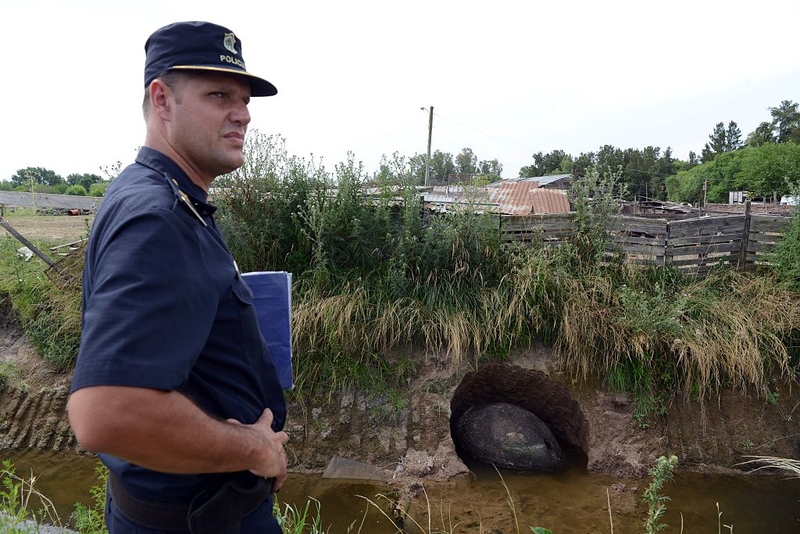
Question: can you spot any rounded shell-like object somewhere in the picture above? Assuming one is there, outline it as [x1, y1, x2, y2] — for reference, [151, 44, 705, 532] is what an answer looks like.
[455, 402, 564, 471]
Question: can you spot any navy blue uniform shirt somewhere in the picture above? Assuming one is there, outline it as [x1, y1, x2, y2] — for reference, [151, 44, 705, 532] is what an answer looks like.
[71, 146, 286, 503]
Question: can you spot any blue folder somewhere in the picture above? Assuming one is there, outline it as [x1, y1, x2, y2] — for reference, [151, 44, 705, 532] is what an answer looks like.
[241, 271, 294, 390]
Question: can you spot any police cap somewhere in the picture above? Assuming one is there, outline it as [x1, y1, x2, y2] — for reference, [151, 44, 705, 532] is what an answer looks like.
[144, 21, 277, 97]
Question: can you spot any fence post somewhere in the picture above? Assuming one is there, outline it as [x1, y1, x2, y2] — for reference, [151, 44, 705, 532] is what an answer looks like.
[737, 200, 752, 270]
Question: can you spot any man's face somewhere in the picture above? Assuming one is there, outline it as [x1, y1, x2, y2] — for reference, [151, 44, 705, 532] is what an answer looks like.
[165, 72, 252, 181]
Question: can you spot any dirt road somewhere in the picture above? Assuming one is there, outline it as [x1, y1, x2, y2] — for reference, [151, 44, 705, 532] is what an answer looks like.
[1, 212, 93, 244]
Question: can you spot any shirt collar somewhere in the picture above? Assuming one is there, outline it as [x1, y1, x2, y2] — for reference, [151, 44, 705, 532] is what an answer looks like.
[135, 146, 217, 215]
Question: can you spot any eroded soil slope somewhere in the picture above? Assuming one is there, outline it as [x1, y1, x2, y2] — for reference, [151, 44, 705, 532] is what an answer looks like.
[1, 302, 799, 482]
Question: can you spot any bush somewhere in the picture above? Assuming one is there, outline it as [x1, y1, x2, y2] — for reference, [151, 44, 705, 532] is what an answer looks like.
[66, 185, 88, 196]
[89, 182, 108, 197]
[771, 203, 800, 291]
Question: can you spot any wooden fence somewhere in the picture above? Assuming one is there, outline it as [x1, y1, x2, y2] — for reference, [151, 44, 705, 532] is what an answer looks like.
[500, 206, 792, 276]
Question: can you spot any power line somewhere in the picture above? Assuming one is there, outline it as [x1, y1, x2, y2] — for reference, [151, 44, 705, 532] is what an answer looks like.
[347, 117, 426, 154]
[433, 112, 538, 152]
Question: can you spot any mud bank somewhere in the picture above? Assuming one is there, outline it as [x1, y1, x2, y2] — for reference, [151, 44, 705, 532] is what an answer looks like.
[2, 308, 799, 483]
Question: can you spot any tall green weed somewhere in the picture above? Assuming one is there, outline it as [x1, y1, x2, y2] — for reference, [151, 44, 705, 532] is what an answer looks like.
[0, 236, 82, 369]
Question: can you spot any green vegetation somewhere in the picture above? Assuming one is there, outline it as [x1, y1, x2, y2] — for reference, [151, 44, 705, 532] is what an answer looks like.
[71, 463, 109, 534]
[642, 455, 678, 533]
[666, 142, 800, 204]
[2, 131, 800, 423]
[216, 132, 800, 418]
[771, 189, 800, 291]
[274, 497, 329, 534]
[0, 167, 106, 196]
[0, 459, 62, 532]
[0, 231, 83, 370]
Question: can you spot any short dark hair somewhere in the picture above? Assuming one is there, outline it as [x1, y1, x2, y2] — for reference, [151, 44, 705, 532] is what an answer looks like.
[142, 70, 202, 116]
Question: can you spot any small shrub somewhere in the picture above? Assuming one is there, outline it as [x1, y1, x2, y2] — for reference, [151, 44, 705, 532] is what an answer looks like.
[0, 459, 62, 531]
[642, 455, 678, 534]
[771, 201, 800, 290]
[71, 462, 109, 534]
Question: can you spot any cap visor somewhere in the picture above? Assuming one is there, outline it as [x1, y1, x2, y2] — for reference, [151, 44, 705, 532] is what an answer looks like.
[169, 65, 277, 96]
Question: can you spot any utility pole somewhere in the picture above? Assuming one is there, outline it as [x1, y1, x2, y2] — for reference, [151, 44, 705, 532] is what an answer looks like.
[424, 106, 433, 187]
[702, 179, 707, 216]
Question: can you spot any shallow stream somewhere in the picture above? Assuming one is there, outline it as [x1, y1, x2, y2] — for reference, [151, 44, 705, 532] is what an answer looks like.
[5, 448, 798, 533]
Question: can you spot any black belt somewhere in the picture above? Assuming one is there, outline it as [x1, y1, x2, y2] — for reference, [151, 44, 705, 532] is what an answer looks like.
[109, 473, 273, 533]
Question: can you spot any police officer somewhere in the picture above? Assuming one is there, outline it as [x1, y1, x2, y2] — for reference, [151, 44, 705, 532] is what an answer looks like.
[68, 21, 288, 533]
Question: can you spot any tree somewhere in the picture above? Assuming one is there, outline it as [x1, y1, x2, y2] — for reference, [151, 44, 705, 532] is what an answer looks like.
[477, 159, 503, 182]
[67, 173, 103, 192]
[740, 142, 800, 198]
[429, 150, 455, 184]
[702, 122, 727, 162]
[701, 121, 743, 162]
[625, 146, 665, 200]
[455, 148, 478, 176]
[769, 100, 800, 144]
[746, 121, 775, 147]
[595, 145, 625, 174]
[666, 143, 800, 204]
[573, 152, 596, 177]
[520, 149, 569, 177]
[725, 121, 743, 151]
[10, 167, 64, 188]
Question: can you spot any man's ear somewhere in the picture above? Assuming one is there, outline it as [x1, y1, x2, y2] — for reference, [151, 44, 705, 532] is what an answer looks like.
[149, 79, 173, 119]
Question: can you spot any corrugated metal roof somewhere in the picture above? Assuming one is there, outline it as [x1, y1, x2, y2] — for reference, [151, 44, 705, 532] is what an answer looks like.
[530, 188, 571, 214]
[503, 173, 571, 186]
[487, 181, 536, 215]
[421, 182, 570, 215]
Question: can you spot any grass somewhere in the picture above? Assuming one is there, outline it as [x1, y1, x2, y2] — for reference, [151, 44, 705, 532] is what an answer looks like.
[275, 496, 329, 534]
[557, 265, 800, 424]
[0, 235, 83, 370]
[737, 455, 800, 477]
[71, 463, 109, 534]
[0, 459, 63, 532]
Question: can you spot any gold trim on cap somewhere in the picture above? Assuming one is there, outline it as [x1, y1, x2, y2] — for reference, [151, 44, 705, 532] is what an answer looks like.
[170, 65, 251, 76]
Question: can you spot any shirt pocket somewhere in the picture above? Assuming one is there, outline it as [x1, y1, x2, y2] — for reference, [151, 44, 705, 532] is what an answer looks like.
[229, 277, 267, 364]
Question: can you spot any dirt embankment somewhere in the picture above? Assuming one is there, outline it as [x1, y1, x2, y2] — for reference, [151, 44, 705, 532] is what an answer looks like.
[2, 292, 798, 485]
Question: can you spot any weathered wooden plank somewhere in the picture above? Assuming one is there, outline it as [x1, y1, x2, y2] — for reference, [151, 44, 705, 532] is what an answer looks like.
[502, 221, 574, 233]
[668, 244, 739, 257]
[669, 257, 736, 269]
[753, 227, 790, 235]
[611, 235, 667, 246]
[750, 215, 791, 225]
[668, 216, 746, 237]
[619, 246, 665, 258]
[747, 235, 782, 246]
[617, 220, 668, 233]
[747, 241, 781, 253]
[502, 228, 572, 235]
[501, 233, 570, 243]
[668, 234, 741, 246]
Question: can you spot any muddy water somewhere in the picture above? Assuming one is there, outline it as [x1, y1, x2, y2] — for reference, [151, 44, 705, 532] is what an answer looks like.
[4, 449, 799, 532]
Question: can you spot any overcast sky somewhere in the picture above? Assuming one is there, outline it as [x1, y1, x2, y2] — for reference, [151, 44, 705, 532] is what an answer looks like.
[4, 0, 799, 182]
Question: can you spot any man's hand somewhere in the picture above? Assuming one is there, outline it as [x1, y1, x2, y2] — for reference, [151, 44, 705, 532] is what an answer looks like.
[227, 408, 289, 490]
[68, 386, 288, 480]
